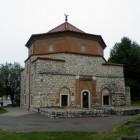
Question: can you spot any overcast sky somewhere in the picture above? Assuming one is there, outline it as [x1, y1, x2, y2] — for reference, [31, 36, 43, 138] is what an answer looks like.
[0, 0, 140, 66]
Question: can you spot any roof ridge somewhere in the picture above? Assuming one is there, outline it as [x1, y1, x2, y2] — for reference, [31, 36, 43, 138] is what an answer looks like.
[47, 22, 66, 33]
[48, 22, 84, 33]
[65, 22, 85, 33]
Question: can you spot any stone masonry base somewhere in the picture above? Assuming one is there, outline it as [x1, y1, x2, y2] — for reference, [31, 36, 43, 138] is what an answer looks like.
[38, 106, 140, 118]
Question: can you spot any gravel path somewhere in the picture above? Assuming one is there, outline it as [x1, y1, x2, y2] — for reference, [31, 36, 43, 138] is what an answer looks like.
[0, 107, 32, 116]
[0, 107, 134, 133]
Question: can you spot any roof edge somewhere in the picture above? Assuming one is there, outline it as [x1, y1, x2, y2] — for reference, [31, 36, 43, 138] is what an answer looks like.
[25, 30, 107, 49]
[24, 52, 104, 62]
[32, 57, 65, 63]
[102, 62, 123, 67]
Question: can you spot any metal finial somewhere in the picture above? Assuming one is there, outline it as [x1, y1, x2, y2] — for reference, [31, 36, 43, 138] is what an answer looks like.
[64, 14, 68, 22]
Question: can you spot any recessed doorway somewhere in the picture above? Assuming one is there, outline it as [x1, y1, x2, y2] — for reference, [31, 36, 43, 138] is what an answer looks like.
[82, 91, 89, 108]
[61, 95, 68, 107]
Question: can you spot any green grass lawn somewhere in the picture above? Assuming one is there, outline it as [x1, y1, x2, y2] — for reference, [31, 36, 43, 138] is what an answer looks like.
[0, 120, 136, 140]
[131, 100, 140, 106]
[0, 107, 7, 114]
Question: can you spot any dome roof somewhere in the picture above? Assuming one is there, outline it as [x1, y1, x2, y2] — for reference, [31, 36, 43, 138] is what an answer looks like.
[25, 21, 106, 50]
[48, 22, 85, 33]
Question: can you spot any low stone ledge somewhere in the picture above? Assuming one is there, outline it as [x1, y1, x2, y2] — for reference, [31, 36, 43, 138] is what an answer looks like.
[38, 106, 140, 118]
[38, 108, 109, 118]
[110, 108, 140, 116]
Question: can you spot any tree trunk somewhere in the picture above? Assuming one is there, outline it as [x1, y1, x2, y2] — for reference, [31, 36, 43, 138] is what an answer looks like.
[10, 93, 14, 106]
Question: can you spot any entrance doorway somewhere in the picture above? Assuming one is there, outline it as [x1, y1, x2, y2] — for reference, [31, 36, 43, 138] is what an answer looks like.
[61, 95, 68, 107]
[82, 91, 89, 108]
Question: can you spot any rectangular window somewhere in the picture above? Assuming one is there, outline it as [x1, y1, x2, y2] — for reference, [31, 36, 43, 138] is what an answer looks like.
[30, 95, 33, 105]
[103, 95, 109, 105]
[24, 95, 26, 105]
[61, 95, 68, 107]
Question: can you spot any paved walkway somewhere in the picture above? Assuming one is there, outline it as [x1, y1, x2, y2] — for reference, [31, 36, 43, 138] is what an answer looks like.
[0, 107, 134, 133]
[0, 107, 32, 116]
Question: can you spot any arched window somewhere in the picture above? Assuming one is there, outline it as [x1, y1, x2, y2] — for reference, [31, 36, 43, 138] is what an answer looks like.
[59, 87, 70, 107]
[101, 88, 111, 106]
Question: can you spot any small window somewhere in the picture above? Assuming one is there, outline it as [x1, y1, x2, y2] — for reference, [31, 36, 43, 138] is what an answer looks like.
[80, 45, 86, 52]
[30, 95, 33, 105]
[24, 95, 26, 105]
[48, 44, 54, 52]
[102, 88, 110, 106]
[103, 95, 109, 105]
[61, 95, 68, 107]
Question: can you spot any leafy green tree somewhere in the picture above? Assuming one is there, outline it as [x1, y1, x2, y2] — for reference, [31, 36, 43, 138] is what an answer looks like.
[0, 83, 5, 97]
[0, 83, 5, 106]
[108, 37, 140, 100]
[0, 62, 23, 105]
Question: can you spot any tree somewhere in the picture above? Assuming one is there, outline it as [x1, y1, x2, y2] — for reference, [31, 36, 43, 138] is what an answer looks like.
[108, 37, 140, 100]
[0, 83, 5, 106]
[0, 83, 5, 97]
[0, 62, 23, 105]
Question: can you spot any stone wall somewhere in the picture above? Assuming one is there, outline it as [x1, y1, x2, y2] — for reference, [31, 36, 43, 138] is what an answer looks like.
[39, 108, 109, 118]
[38, 107, 140, 118]
[20, 68, 30, 109]
[45, 53, 124, 77]
[96, 77, 126, 106]
[125, 86, 131, 106]
[35, 58, 65, 74]
[31, 72, 76, 108]
[20, 70, 25, 107]
[21, 53, 128, 110]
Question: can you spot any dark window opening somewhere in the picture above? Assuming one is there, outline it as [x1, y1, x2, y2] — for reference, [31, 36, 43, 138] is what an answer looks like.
[103, 95, 109, 105]
[61, 95, 68, 107]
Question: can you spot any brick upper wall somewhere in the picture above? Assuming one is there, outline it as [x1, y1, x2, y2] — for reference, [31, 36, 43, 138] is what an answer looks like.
[28, 36, 103, 57]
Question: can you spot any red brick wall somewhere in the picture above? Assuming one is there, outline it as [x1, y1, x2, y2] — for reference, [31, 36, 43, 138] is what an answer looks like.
[29, 36, 103, 56]
[75, 77, 98, 107]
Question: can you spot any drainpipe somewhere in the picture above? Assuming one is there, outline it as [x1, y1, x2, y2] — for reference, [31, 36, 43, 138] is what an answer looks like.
[28, 58, 31, 110]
